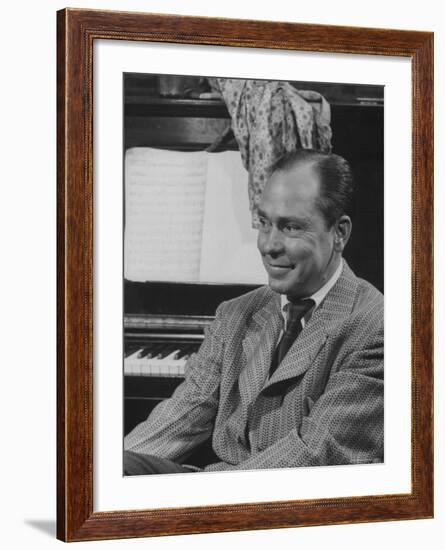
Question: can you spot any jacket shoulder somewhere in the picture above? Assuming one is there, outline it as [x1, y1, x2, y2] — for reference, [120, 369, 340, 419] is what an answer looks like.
[343, 275, 384, 349]
[216, 285, 276, 318]
[352, 276, 384, 315]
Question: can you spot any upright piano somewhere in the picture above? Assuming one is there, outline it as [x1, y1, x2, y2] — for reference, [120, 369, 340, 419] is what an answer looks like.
[124, 280, 259, 436]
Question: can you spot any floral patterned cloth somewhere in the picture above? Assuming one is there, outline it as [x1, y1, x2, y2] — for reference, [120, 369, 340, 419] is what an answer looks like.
[208, 78, 332, 226]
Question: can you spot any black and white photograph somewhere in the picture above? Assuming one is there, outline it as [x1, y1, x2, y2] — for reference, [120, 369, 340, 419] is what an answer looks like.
[122, 74, 384, 476]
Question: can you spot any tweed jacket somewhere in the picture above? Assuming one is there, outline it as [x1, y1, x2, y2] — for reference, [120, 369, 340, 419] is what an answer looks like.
[124, 261, 384, 471]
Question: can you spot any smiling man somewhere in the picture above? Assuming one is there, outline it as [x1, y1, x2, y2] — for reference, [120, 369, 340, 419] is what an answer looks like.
[124, 149, 384, 475]
[257, 153, 351, 299]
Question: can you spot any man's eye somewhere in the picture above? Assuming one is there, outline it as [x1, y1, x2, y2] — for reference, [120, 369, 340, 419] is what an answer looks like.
[283, 224, 302, 235]
[258, 217, 271, 232]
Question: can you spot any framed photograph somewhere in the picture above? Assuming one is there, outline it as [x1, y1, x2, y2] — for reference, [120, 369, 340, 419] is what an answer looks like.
[57, 8, 433, 542]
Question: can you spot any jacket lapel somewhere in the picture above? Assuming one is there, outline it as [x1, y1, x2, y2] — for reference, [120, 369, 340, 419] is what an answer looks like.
[238, 291, 282, 420]
[261, 261, 359, 394]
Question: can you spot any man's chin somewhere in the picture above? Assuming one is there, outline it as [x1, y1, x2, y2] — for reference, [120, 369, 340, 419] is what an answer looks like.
[267, 277, 291, 295]
[267, 276, 310, 298]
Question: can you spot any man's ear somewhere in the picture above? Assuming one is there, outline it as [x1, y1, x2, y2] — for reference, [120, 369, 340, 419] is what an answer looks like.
[333, 215, 352, 253]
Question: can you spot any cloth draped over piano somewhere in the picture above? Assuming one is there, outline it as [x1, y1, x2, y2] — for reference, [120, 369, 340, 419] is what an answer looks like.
[207, 78, 333, 226]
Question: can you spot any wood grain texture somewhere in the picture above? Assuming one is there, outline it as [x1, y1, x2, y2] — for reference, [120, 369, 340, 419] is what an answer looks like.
[57, 8, 434, 542]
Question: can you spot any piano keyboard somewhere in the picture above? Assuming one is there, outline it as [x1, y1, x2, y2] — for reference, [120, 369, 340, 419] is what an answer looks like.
[124, 341, 201, 377]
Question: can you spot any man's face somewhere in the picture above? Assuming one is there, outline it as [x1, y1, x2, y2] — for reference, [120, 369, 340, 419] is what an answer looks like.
[257, 163, 338, 299]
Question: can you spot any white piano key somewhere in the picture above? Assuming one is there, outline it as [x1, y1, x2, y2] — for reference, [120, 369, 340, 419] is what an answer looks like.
[124, 349, 144, 375]
[139, 363, 152, 376]
[150, 358, 162, 376]
[125, 346, 190, 377]
[160, 350, 180, 376]
[163, 350, 181, 361]
[126, 348, 143, 361]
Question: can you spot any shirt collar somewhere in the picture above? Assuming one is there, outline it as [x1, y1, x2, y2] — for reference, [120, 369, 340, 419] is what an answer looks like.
[280, 258, 343, 322]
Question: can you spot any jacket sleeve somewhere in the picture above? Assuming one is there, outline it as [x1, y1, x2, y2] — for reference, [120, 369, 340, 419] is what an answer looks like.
[124, 305, 226, 463]
[205, 322, 384, 472]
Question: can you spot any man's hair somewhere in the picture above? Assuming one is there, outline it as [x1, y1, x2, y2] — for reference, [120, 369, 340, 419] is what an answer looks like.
[270, 149, 355, 228]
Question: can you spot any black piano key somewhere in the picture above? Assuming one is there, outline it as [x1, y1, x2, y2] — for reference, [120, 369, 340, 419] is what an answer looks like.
[124, 345, 142, 358]
[156, 343, 176, 358]
[164, 347, 180, 359]
[142, 343, 165, 358]
[136, 347, 153, 359]
[188, 343, 201, 354]
[177, 344, 194, 358]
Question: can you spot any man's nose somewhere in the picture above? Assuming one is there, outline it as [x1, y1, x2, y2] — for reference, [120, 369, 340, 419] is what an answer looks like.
[263, 227, 284, 255]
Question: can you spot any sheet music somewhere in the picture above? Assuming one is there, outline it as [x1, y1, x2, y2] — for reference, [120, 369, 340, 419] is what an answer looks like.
[124, 148, 207, 282]
[199, 152, 266, 284]
[124, 148, 266, 285]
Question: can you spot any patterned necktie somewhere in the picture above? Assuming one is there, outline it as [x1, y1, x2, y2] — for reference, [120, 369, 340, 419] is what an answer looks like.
[269, 298, 315, 377]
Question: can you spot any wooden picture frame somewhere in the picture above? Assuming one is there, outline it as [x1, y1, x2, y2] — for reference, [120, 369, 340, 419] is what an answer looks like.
[57, 8, 433, 542]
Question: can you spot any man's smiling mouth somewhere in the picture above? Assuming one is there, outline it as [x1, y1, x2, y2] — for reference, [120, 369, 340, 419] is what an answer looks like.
[264, 260, 295, 272]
